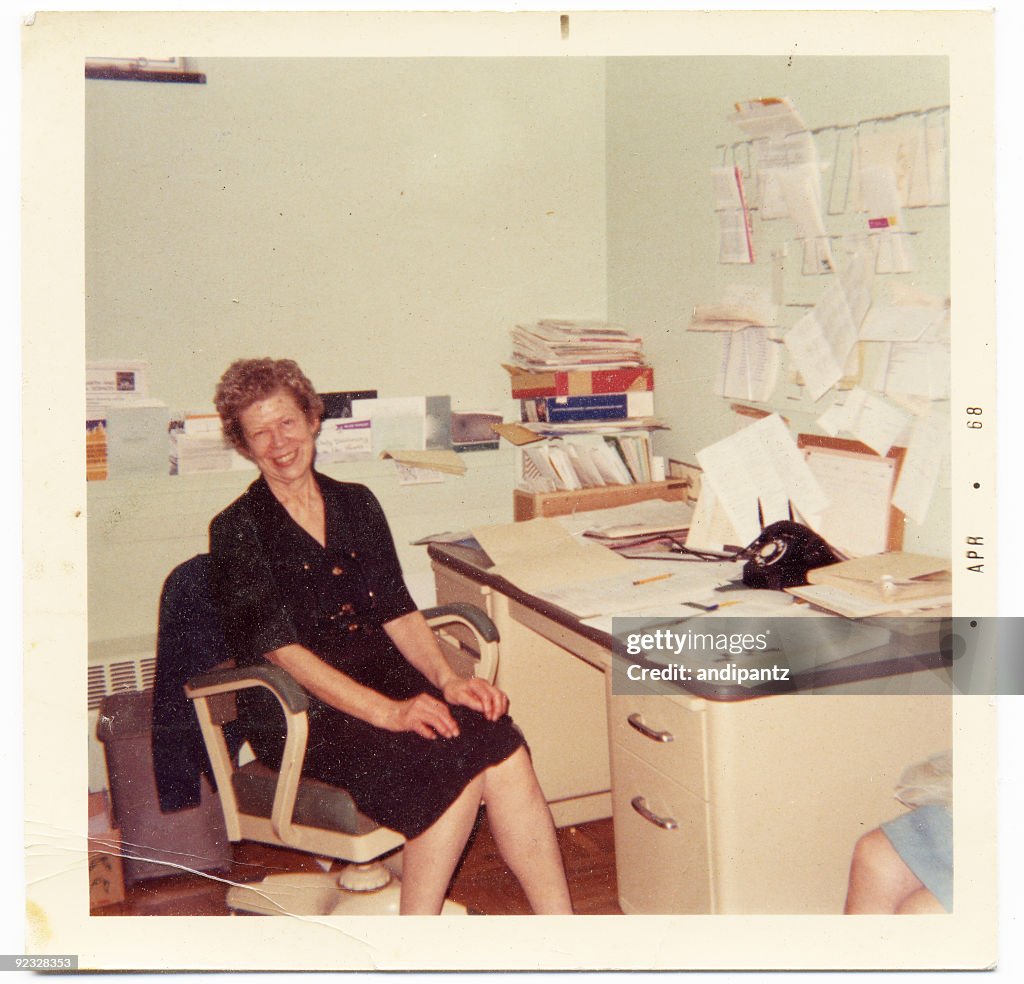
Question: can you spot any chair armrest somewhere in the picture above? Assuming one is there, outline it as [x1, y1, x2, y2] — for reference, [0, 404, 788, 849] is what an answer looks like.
[422, 603, 500, 643]
[185, 662, 310, 844]
[422, 603, 500, 684]
[185, 663, 309, 715]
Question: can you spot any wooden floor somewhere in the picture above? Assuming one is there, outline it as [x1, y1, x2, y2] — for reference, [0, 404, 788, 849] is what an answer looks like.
[92, 813, 622, 916]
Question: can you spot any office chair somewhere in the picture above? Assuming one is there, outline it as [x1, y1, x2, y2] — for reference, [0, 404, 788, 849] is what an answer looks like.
[160, 555, 501, 916]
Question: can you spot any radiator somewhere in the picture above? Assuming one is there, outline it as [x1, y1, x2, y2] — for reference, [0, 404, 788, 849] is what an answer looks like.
[87, 651, 156, 792]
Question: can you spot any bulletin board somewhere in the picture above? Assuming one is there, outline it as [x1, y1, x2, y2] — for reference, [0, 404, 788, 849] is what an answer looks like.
[698, 99, 951, 418]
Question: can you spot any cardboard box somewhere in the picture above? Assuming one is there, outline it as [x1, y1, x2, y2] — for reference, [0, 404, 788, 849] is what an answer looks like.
[504, 364, 654, 399]
[88, 792, 125, 909]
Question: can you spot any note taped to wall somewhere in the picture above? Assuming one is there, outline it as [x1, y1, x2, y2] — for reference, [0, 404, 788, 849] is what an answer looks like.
[784, 277, 861, 401]
[717, 326, 780, 403]
[892, 410, 946, 525]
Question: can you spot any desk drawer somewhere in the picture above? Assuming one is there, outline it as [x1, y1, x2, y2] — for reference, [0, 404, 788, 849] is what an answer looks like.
[612, 744, 712, 914]
[608, 689, 707, 799]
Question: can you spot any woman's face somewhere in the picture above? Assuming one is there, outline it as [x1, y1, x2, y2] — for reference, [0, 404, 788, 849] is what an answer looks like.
[239, 388, 318, 486]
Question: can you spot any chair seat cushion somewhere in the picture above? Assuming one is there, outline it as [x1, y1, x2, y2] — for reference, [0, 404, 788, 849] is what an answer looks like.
[232, 761, 379, 836]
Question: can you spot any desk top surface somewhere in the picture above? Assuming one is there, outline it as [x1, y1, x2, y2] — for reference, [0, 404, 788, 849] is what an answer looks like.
[427, 542, 952, 702]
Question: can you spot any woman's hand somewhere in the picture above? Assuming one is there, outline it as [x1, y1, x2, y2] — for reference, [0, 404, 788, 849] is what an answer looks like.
[442, 675, 509, 722]
[383, 693, 460, 740]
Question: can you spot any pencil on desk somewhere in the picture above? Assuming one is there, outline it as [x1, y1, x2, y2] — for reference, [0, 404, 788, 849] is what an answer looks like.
[633, 573, 674, 586]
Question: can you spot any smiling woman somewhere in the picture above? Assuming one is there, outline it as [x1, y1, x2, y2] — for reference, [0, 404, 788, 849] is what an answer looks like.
[207, 357, 573, 915]
[240, 390, 319, 487]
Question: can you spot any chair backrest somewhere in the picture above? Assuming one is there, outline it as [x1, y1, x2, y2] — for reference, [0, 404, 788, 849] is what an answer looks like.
[151, 554, 235, 813]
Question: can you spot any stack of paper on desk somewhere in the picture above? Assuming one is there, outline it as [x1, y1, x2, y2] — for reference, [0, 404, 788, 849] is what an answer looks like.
[786, 552, 952, 617]
[808, 552, 950, 596]
[472, 518, 628, 594]
[510, 320, 646, 370]
[472, 518, 729, 619]
[572, 499, 694, 540]
[540, 564, 726, 621]
[694, 413, 828, 548]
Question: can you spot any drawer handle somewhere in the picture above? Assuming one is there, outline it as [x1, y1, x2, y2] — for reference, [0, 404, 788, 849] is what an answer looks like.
[631, 796, 678, 831]
[627, 712, 674, 743]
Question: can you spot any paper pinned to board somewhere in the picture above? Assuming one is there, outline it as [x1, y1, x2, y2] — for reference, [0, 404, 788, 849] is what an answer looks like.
[778, 162, 829, 239]
[716, 326, 780, 402]
[882, 341, 951, 401]
[710, 165, 755, 265]
[891, 409, 947, 525]
[838, 387, 913, 456]
[714, 193, 756, 265]
[684, 477, 743, 554]
[814, 386, 913, 457]
[816, 396, 850, 438]
[802, 444, 898, 557]
[695, 413, 827, 547]
[838, 248, 875, 332]
[689, 285, 778, 332]
[783, 304, 852, 402]
[784, 262, 867, 401]
[859, 305, 945, 342]
[729, 96, 809, 141]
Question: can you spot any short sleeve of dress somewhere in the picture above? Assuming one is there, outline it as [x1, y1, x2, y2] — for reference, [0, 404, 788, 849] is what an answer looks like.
[209, 501, 301, 662]
[342, 484, 418, 627]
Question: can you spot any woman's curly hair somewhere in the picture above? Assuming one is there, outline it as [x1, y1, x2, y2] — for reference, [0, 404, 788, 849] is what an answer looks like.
[214, 358, 325, 454]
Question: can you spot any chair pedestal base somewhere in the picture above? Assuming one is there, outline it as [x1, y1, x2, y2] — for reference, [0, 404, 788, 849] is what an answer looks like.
[225, 865, 467, 916]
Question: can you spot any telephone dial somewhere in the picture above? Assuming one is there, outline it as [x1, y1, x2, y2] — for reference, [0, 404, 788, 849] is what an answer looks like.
[737, 512, 842, 592]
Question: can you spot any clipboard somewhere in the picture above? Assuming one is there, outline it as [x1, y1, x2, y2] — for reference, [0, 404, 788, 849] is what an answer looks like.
[797, 434, 906, 554]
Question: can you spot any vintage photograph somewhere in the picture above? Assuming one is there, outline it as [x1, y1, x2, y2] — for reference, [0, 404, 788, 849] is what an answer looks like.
[21, 7, 1004, 973]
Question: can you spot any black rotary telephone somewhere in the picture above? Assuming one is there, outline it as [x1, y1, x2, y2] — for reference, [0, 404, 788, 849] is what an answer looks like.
[736, 503, 842, 591]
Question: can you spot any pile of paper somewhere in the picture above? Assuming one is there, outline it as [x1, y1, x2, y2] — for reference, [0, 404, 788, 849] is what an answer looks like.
[510, 320, 646, 370]
[786, 552, 952, 617]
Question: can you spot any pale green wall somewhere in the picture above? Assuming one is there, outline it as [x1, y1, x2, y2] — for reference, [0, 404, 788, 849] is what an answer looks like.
[86, 57, 609, 412]
[605, 56, 950, 554]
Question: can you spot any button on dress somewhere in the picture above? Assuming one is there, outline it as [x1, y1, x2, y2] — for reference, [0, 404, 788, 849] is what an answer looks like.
[209, 474, 525, 839]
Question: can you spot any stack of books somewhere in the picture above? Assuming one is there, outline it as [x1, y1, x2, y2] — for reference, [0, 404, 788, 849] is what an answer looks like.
[506, 361, 656, 430]
[503, 322, 666, 492]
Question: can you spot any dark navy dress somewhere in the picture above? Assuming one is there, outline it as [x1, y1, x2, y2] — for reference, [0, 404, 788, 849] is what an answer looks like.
[208, 473, 524, 839]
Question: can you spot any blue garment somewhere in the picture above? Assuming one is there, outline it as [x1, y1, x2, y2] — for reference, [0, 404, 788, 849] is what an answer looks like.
[151, 553, 241, 813]
[881, 804, 953, 912]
